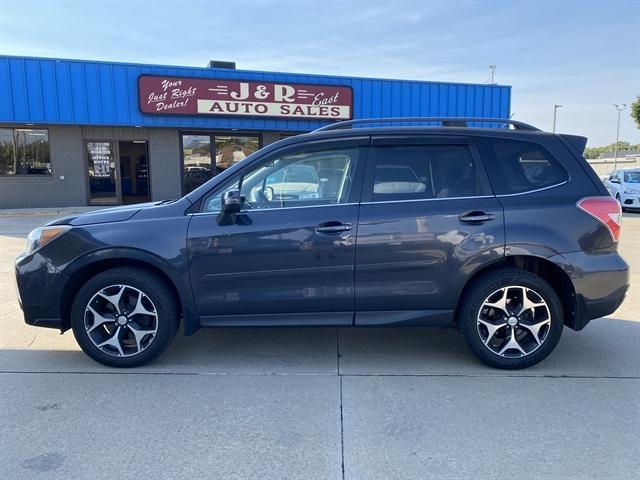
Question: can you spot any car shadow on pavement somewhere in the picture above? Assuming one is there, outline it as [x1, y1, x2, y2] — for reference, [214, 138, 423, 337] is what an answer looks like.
[1, 318, 638, 378]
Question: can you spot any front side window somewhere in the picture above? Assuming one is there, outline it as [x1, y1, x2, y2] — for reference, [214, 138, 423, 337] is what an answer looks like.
[0, 128, 50, 175]
[203, 147, 360, 212]
[477, 138, 568, 195]
[369, 144, 487, 201]
[624, 171, 640, 183]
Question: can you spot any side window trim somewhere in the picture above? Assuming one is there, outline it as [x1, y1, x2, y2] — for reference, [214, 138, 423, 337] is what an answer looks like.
[361, 140, 493, 204]
[198, 137, 370, 213]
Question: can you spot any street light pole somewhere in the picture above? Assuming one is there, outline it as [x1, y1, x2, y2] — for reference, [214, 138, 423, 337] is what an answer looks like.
[489, 65, 496, 84]
[613, 104, 627, 170]
[552, 104, 563, 133]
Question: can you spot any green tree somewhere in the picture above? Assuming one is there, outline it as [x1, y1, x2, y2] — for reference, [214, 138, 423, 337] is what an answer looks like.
[632, 95, 640, 129]
[583, 141, 640, 159]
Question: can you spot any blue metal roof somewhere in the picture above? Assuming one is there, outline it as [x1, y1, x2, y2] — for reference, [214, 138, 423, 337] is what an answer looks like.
[0, 55, 511, 132]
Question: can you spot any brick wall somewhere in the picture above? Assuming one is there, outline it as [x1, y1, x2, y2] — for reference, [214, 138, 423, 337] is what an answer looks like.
[149, 129, 181, 200]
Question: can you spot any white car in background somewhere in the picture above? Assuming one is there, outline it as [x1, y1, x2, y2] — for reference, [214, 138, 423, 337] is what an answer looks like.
[604, 168, 640, 211]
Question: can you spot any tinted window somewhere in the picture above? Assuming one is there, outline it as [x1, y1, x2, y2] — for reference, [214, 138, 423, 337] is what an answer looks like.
[203, 147, 360, 212]
[369, 144, 488, 201]
[477, 138, 568, 195]
[0, 128, 50, 175]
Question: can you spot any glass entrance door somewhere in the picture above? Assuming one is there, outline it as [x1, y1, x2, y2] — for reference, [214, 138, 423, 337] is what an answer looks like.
[87, 141, 117, 205]
[87, 141, 151, 205]
[119, 141, 150, 205]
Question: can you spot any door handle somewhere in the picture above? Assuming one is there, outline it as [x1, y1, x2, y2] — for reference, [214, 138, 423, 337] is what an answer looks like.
[458, 211, 495, 223]
[315, 222, 353, 233]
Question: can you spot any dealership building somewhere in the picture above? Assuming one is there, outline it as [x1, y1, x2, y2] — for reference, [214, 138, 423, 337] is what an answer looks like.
[0, 55, 511, 208]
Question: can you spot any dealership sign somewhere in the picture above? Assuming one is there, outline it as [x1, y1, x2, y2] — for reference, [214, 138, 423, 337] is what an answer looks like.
[138, 75, 352, 120]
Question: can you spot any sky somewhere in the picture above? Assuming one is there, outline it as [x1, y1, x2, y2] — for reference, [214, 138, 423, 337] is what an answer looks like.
[0, 0, 638, 146]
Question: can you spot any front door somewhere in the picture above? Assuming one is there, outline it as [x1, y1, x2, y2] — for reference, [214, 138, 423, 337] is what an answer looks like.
[354, 136, 505, 326]
[187, 138, 367, 326]
[87, 141, 117, 205]
[86, 141, 150, 205]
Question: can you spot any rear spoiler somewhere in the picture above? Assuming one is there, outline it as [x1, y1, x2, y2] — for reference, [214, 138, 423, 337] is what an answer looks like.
[560, 134, 588, 155]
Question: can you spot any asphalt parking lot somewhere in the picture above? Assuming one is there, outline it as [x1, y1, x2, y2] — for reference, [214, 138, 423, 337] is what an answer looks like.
[1, 211, 638, 479]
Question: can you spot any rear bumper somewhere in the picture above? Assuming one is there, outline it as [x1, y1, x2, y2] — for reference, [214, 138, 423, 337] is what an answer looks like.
[579, 285, 628, 327]
[549, 250, 629, 330]
[15, 251, 67, 330]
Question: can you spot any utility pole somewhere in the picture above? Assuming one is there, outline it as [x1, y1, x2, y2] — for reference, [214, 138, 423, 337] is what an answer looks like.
[553, 104, 563, 133]
[489, 65, 496, 84]
[613, 104, 626, 170]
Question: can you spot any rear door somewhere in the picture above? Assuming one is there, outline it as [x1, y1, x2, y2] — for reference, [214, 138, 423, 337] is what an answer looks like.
[354, 135, 505, 326]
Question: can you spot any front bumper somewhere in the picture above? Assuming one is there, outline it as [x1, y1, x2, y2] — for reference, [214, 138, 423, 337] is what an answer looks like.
[621, 193, 640, 209]
[15, 251, 67, 330]
[549, 250, 630, 330]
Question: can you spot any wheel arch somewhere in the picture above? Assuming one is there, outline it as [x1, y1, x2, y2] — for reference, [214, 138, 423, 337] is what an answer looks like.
[455, 255, 578, 329]
[59, 249, 197, 334]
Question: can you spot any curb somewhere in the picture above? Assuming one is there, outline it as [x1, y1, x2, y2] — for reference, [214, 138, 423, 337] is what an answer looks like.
[0, 207, 105, 218]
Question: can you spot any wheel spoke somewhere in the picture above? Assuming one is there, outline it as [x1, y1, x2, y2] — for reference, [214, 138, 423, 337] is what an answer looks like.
[127, 324, 156, 353]
[477, 319, 507, 345]
[97, 285, 125, 314]
[86, 305, 114, 333]
[515, 287, 546, 317]
[96, 326, 124, 356]
[483, 288, 509, 316]
[128, 291, 156, 318]
[498, 327, 526, 356]
[520, 319, 551, 345]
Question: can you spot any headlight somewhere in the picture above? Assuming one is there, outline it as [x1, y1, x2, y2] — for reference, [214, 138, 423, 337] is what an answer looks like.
[623, 188, 640, 195]
[26, 226, 71, 255]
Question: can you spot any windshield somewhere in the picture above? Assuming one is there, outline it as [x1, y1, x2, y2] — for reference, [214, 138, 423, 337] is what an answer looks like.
[624, 172, 640, 183]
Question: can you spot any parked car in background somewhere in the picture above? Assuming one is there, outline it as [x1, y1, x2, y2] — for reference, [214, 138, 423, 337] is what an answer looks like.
[604, 168, 640, 211]
[15, 117, 629, 370]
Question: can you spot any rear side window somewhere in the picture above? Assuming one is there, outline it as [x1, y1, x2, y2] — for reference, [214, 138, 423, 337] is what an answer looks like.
[477, 138, 568, 195]
[369, 144, 489, 201]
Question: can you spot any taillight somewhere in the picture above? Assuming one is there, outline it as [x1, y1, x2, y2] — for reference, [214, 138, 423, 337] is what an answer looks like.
[576, 196, 622, 242]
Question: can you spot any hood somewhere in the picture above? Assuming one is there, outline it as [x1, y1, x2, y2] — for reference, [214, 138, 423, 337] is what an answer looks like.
[46, 201, 161, 227]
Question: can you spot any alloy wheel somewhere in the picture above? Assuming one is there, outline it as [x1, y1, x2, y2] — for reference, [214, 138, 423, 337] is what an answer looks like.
[84, 284, 158, 357]
[476, 285, 551, 358]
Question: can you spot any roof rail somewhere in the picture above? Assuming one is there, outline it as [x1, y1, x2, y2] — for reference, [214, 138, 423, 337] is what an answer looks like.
[314, 117, 540, 132]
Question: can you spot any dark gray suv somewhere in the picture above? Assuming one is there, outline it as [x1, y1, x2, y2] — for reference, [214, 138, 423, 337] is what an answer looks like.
[14, 118, 629, 369]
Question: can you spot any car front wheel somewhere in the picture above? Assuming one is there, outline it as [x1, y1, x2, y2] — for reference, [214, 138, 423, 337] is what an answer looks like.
[458, 268, 564, 369]
[71, 267, 179, 367]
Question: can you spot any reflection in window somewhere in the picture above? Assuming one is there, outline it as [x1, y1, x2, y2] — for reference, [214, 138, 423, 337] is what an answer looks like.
[0, 128, 51, 175]
[215, 136, 259, 170]
[182, 134, 260, 194]
[182, 135, 212, 194]
[203, 147, 359, 212]
[371, 145, 483, 200]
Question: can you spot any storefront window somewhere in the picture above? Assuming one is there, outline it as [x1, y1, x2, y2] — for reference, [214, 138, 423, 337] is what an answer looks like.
[182, 134, 260, 194]
[0, 128, 51, 175]
[182, 135, 212, 194]
[214, 136, 260, 170]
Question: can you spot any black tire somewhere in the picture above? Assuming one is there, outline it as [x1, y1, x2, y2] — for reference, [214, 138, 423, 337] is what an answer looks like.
[71, 267, 179, 367]
[458, 268, 563, 369]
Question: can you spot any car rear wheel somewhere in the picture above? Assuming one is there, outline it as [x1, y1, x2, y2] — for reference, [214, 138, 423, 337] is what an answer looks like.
[458, 268, 563, 369]
[71, 267, 179, 367]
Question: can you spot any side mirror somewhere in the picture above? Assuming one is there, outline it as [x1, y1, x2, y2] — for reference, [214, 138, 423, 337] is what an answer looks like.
[217, 189, 242, 226]
[221, 189, 242, 213]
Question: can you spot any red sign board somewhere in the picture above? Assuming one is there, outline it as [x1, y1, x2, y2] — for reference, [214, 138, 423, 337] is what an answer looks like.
[138, 75, 353, 120]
